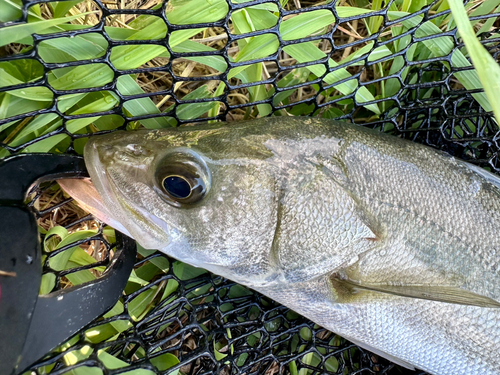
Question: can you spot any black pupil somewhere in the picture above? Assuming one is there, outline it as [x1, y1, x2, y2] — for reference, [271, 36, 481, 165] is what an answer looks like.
[164, 176, 191, 199]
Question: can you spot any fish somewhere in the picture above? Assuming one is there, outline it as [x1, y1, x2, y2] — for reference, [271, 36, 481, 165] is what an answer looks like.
[59, 117, 500, 375]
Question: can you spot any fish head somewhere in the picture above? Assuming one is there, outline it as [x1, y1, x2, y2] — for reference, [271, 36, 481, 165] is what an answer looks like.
[80, 125, 281, 279]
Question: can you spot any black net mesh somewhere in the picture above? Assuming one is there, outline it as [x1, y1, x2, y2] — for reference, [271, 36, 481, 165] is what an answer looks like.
[1, 0, 499, 373]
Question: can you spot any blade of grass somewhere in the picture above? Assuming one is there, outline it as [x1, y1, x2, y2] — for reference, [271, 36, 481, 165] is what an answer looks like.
[279, 10, 334, 41]
[4, 113, 60, 146]
[172, 40, 228, 72]
[110, 45, 168, 70]
[208, 82, 227, 120]
[0, 0, 22, 22]
[368, 0, 384, 34]
[0, 90, 53, 120]
[21, 133, 69, 153]
[0, 59, 44, 87]
[234, 33, 279, 63]
[231, 6, 278, 33]
[47, 63, 114, 91]
[165, 0, 228, 25]
[51, 0, 83, 18]
[0, 11, 95, 47]
[448, 0, 500, 122]
[232, 6, 276, 116]
[118, 75, 174, 129]
[38, 33, 108, 63]
[176, 85, 219, 120]
[8, 86, 53, 101]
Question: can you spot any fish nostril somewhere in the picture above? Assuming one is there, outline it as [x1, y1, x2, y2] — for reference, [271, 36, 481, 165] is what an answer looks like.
[125, 144, 145, 156]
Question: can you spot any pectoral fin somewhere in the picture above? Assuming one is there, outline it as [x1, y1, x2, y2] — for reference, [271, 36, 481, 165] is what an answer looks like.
[274, 165, 382, 283]
[332, 274, 500, 308]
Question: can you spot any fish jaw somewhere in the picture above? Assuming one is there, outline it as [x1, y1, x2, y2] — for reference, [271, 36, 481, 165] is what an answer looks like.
[58, 178, 132, 237]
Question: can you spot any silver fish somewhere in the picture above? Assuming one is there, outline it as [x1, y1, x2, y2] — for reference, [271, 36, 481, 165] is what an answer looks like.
[60, 117, 500, 375]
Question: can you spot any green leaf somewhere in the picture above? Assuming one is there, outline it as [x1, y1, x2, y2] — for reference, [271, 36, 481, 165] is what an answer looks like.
[175, 85, 219, 120]
[110, 45, 168, 70]
[51, 0, 82, 18]
[161, 279, 179, 301]
[0, 89, 53, 119]
[64, 266, 96, 286]
[272, 68, 311, 105]
[448, 0, 500, 123]
[336, 6, 371, 18]
[107, 16, 167, 41]
[0, 0, 23, 22]
[47, 63, 114, 90]
[63, 347, 103, 375]
[40, 273, 56, 295]
[38, 33, 108, 63]
[231, 7, 278, 34]
[68, 246, 106, 270]
[150, 353, 179, 373]
[62, 91, 118, 115]
[129, 267, 154, 285]
[5, 113, 61, 148]
[173, 40, 228, 73]
[117, 75, 174, 129]
[22, 133, 69, 153]
[338, 43, 393, 66]
[97, 350, 143, 372]
[103, 301, 133, 334]
[169, 28, 206, 47]
[8, 86, 53, 101]
[165, 0, 229, 25]
[208, 81, 228, 119]
[48, 229, 98, 271]
[0, 69, 24, 88]
[279, 10, 334, 41]
[214, 344, 228, 361]
[128, 286, 157, 321]
[0, 11, 95, 47]
[0, 59, 44, 87]
[172, 261, 207, 280]
[234, 33, 279, 62]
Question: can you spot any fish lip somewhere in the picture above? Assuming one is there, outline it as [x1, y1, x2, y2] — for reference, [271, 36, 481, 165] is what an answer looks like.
[84, 138, 115, 213]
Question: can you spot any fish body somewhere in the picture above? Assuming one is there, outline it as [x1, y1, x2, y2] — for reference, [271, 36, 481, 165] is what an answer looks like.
[61, 117, 500, 374]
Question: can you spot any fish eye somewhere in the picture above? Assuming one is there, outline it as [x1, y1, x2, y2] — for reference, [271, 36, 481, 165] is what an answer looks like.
[154, 149, 211, 207]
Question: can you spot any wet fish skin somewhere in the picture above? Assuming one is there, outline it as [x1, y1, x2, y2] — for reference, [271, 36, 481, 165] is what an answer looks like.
[65, 117, 500, 375]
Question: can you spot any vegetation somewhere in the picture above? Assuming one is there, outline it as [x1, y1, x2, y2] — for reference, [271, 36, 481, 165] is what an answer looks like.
[1, 0, 498, 158]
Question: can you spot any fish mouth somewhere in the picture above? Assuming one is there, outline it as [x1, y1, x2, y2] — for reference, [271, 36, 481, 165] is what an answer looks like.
[58, 177, 132, 237]
[58, 138, 133, 237]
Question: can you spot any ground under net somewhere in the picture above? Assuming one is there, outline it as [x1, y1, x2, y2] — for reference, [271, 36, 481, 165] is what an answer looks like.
[1, 0, 499, 373]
